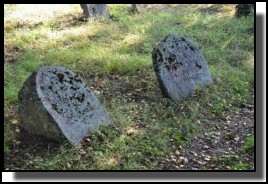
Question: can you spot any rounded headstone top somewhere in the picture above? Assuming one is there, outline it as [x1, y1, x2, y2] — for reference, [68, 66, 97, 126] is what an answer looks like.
[152, 34, 213, 100]
[19, 66, 111, 145]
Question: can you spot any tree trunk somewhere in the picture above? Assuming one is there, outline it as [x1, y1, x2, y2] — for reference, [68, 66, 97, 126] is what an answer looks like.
[235, 4, 254, 18]
[80, 4, 109, 19]
[131, 4, 148, 12]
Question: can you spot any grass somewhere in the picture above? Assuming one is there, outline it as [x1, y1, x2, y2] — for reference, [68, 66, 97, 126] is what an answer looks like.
[243, 134, 254, 154]
[4, 4, 254, 170]
[211, 155, 252, 170]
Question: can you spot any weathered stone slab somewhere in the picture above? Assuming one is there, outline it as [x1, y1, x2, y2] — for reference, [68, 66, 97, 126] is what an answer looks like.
[80, 4, 109, 19]
[152, 34, 213, 100]
[18, 66, 111, 145]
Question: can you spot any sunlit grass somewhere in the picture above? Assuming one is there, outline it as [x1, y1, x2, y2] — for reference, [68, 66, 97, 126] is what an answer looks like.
[4, 4, 81, 23]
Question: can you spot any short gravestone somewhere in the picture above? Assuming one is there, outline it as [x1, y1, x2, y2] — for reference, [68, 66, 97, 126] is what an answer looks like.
[152, 34, 213, 100]
[18, 66, 111, 145]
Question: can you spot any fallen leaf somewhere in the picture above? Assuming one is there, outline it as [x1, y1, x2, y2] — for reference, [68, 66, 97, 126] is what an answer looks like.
[197, 160, 203, 165]
[79, 149, 86, 155]
[204, 145, 209, 149]
[11, 119, 18, 125]
[234, 137, 240, 141]
[127, 129, 135, 136]
[175, 150, 180, 156]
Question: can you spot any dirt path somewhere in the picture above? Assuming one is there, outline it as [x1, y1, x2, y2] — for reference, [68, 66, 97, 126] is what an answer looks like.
[160, 108, 254, 170]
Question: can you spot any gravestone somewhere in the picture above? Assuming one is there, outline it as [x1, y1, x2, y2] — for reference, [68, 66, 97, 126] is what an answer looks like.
[80, 4, 109, 19]
[131, 4, 148, 12]
[152, 34, 213, 100]
[18, 66, 111, 145]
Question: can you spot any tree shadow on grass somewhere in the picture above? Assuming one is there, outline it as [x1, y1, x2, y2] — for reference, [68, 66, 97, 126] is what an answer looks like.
[196, 4, 235, 15]
[50, 14, 89, 31]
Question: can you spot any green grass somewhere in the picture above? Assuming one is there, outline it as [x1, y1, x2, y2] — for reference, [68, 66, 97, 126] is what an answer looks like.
[4, 4, 254, 170]
[4, 127, 10, 153]
[211, 155, 252, 170]
[243, 134, 254, 154]
[228, 162, 250, 170]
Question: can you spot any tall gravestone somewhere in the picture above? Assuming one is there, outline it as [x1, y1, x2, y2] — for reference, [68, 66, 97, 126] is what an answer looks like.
[152, 34, 213, 100]
[80, 4, 109, 19]
[18, 66, 111, 145]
